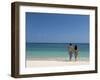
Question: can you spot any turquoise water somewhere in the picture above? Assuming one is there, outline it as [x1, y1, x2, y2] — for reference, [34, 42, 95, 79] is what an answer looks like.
[26, 43, 89, 61]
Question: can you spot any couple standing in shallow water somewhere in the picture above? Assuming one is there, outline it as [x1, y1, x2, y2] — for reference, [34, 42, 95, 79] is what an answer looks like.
[68, 43, 79, 61]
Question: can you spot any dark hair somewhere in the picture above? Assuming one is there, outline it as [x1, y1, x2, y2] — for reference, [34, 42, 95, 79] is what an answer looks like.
[69, 43, 72, 46]
[74, 45, 77, 50]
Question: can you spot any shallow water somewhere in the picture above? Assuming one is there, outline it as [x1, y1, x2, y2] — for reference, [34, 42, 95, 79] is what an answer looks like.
[26, 43, 89, 61]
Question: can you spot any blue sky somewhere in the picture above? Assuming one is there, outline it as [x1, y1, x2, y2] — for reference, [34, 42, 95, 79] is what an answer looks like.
[26, 12, 89, 43]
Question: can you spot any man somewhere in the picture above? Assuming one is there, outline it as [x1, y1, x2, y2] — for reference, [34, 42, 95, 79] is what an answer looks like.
[68, 43, 74, 61]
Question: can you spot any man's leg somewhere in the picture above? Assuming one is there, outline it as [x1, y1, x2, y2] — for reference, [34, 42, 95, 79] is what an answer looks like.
[69, 52, 72, 61]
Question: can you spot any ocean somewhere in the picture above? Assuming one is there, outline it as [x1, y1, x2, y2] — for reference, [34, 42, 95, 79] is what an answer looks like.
[26, 43, 89, 61]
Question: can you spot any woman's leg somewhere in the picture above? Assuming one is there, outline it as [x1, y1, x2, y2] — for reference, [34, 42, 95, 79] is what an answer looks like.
[75, 52, 78, 61]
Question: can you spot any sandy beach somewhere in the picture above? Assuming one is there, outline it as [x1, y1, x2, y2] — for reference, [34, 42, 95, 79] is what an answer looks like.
[26, 60, 89, 67]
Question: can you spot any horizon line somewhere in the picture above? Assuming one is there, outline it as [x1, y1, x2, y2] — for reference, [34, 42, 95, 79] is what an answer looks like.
[26, 42, 89, 43]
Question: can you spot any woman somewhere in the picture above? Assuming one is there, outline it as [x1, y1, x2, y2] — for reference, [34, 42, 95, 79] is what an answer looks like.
[74, 45, 79, 61]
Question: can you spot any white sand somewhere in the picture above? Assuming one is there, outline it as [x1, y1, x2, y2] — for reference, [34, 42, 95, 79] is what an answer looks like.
[26, 60, 89, 67]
